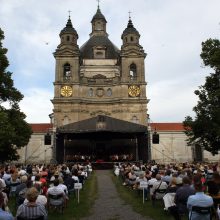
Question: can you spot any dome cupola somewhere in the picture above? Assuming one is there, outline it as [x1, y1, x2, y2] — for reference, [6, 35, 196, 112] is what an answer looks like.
[121, 16, 140, 45]
[90, 5, 107, 37]
[59, 16, 78, 45]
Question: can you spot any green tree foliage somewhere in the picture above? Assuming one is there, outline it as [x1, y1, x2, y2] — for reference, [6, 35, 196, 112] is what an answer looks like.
[0, 28, 32, 162]
[183, 39, 220, 155]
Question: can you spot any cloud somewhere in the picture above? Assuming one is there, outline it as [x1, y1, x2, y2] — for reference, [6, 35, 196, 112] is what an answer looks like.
[19, 88, 53, 123]
[1, 0, 220, 123]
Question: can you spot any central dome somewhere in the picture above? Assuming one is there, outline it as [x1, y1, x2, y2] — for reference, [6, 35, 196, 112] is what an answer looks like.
[80, 35, 119, 59]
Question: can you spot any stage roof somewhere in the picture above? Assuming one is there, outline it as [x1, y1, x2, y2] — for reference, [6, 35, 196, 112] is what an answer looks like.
[57, 115, 147, 134]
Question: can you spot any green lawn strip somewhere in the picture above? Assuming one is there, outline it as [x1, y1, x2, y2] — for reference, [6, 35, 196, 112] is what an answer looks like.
[48, 172, 98, 220]
[112, 174, 186, 220]
[8, 171, 97, 220]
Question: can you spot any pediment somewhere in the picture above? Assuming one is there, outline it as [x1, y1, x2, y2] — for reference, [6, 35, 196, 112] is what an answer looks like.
[54, 47, 80, 57]
[121, 49, 145, 57]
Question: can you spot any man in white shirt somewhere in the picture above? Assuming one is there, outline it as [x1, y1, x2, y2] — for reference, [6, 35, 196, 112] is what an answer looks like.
[47, 179, 65, 206]
[151, 174, 168, 199]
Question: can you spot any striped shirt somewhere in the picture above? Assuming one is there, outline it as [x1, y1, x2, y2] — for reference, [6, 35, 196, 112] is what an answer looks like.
[16, 203, 47, 220]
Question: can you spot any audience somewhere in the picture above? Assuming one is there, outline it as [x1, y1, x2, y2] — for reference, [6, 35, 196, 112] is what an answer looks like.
[1, 160, 220, 219]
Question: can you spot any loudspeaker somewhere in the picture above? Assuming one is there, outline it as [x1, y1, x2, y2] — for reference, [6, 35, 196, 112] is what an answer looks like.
[44, 134, 51, 145]
[152, 133, 159, 144]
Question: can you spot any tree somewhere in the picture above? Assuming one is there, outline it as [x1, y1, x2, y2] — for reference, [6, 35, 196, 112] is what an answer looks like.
[183, 38, 220, 155]
[0, 28, 32, 163]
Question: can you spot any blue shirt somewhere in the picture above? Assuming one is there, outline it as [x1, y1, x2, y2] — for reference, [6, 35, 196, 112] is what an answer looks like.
[0, 208, 14, 220]
[187, 192, 213, 220]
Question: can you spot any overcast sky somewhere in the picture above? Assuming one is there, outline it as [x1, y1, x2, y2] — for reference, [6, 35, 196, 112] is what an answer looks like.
[1, 0, 220, 123]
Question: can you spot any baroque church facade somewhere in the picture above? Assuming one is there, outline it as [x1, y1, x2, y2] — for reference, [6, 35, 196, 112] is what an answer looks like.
[52, 6, 147, 127]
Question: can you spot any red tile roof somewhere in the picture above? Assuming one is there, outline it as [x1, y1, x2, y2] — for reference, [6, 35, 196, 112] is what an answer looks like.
[150, 123, 185, 131]
[30, 123, 52, 133]
[29, 123, 185, 133]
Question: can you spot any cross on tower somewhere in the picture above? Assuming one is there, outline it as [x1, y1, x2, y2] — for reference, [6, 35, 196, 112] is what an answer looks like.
[68, 10, 72, 17]
[128, 11, 132, 19]
[97, 0, 100, 8]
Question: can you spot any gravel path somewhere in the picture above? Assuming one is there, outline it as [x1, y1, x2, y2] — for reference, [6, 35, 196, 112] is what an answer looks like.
[81, 170, 153, 220]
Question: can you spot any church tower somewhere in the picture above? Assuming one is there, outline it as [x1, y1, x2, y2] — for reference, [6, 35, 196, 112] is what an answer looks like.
[52, 16, 80, 127]
[120, 16, 147, 124]
[52, 7, 148, 128]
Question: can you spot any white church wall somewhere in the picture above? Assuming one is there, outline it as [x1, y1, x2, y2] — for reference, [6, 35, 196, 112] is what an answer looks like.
[17, 133, 52, 164]
[151, 130, 220, 163]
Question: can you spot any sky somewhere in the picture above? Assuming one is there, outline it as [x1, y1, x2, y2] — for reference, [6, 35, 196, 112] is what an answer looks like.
[0, 0, 220, 123]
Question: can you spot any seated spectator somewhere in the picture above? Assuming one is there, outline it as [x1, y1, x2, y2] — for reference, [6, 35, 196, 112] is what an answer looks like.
[187, 177, 213, 220]
[162, 169, 172, 185]
[151, 174, 168, 199]
[163, 177, 178, 211]
[127, 170, 137, 187]
[207, 171, 220, 196]
[24, 185, 47, 207]
[71, 169, 79, 183]
[170, 176, 195, 220]
[57, 177, 68, 195]
[9, 172, 20, 197]
[16, 187, 47, 220]
[148, 171, 157, 195]
[47, 179, 65, 206]
[15, 175, 28, 207]
[0, 192, 13, 220]
[0, 181, 9, 212]
[64, 172, 76, 193]
[166, 177, 178, 194]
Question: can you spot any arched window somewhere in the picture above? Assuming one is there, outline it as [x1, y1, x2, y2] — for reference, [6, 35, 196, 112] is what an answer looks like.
[96, 21, 102, 30]
[130, 36, 133, 42]
[66, 36, 70, 41]
[63, 63, 71, 81]
[129, 63, 137, 80]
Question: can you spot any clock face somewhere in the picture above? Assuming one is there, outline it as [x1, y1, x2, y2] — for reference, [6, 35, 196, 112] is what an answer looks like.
[128, 85, 140, 97]
[60, 86, 72, 97]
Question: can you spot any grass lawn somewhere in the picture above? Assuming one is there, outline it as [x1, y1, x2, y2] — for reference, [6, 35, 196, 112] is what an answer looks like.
[9, 171, 97, 220]
[112, 174, 188, 220]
